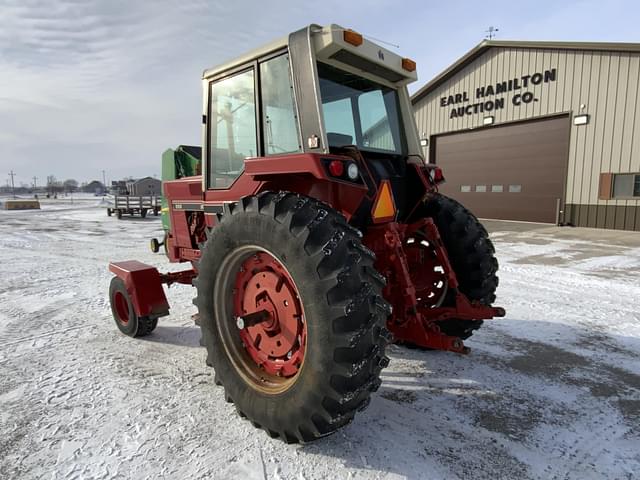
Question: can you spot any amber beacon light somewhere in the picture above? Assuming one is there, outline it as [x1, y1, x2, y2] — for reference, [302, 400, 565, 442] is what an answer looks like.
[343, 29, 364, 46]
[402, 58, 417, 72]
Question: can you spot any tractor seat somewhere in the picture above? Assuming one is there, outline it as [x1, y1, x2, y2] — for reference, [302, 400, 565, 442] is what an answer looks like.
[327, 132, 354, 148]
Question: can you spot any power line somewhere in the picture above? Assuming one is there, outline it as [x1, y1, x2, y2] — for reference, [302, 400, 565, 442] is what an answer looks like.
[9, 170, 16, 198]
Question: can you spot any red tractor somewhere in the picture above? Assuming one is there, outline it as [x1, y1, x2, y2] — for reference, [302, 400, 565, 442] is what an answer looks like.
[108, 24, 504, 442]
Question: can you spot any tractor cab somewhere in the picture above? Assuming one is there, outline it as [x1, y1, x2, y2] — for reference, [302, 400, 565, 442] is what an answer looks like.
[200, 24, 425, 225]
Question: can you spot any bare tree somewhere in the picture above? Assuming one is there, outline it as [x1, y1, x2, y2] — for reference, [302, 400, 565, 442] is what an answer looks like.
[63, 179, 79, 193]
[47, 176, 63, 195]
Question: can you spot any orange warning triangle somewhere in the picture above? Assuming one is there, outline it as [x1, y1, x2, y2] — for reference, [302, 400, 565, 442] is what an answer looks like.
[371, 180, 396, 223]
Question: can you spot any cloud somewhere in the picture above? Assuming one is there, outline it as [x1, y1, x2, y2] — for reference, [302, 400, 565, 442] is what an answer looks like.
[1, 0, 638, 186]
[0, 0, 319, 183]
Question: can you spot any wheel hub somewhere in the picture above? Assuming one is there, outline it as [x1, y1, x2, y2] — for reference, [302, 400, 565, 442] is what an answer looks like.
[113, 291, 130, 325]
[405, 234, 448, 308]
[233, 252, 306, 378]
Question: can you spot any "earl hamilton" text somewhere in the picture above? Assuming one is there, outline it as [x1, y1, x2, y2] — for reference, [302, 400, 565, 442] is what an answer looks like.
[440, 69, 557, 119]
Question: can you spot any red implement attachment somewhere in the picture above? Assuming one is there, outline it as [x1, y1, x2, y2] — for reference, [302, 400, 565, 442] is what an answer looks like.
[109, 260, 196, 319]
[364, 221, 505, 354]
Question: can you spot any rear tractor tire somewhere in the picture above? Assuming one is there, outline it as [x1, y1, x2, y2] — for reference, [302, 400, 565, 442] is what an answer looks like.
[109, 277, 158, 337]
[194, 192, 392, 443]
[420, 194, 499, 340]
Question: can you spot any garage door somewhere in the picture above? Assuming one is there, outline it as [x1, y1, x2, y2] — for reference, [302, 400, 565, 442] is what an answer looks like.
[433, 116, 570, 223]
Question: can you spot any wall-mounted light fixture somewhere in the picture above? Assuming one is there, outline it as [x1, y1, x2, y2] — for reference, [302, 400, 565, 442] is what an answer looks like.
[574, 114, 590, 125]
[420, 138, 428, 147]
[483, 116, 494, 126]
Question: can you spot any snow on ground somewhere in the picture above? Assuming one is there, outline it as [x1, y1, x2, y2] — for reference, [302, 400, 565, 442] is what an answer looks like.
[1, 199, 639, 479]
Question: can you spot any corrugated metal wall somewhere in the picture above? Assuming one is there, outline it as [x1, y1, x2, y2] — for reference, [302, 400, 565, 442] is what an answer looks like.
[365, 118, 395, 151]
[413, 47, 640, 229]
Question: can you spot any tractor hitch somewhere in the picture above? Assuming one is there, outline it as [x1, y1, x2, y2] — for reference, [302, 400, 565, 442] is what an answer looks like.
[364, 220, 504, 353]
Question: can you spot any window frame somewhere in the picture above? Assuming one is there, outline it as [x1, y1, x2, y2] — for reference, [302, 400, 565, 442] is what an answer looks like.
[205, 48, 300, 190]
[612, 173, 640, 199]
[317, 61, 407, 156]
[259, 52, 302, 157]
[206, 62, 260, 190]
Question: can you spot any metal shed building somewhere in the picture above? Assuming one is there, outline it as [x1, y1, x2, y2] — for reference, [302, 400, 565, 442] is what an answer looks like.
[412, 40, 640, 231]
[126, 177, 162, 197]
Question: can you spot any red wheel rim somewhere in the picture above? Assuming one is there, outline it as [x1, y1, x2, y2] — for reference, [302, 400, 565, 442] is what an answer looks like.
[404, 234, 448, 308]
[114, 291, 130, 325]
[233, 252, 306, 378]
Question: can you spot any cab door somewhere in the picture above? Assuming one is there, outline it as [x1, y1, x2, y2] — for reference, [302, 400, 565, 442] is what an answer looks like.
[207, 66, 258, 189]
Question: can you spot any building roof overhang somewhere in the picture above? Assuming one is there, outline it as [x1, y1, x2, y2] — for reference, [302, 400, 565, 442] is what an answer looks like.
[411, 39, 640, 104]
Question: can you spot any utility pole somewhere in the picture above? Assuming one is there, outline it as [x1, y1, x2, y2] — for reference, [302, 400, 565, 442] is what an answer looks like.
[33, 176, 37, 189]
[102, 170, 107, 196]
[485, 26, 499, 40]
[9, 170, 16, 198]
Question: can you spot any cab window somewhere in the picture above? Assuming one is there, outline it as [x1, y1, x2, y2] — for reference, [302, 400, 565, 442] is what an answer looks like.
[260, 54, 301, 155]
[318, 62, 404, 154]
[208, 69, 257, 189]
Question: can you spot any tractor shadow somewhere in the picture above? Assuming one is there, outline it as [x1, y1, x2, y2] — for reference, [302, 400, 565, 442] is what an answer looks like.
[297, 319, 640, 479]
[143, 325, 202, 348]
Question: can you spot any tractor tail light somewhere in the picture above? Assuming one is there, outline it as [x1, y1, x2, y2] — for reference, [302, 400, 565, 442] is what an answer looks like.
[328, 160, 344, 177]
[343, 29, 363, 46]
[371, 180, 396, 223]
[346, 162, 359, 180]
[429, 167, 445, 184]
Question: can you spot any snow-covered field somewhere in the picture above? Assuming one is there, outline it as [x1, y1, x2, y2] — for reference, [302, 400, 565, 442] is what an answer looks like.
[1, 197, 639, 480]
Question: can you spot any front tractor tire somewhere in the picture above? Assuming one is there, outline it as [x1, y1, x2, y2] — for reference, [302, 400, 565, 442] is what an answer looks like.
[194, 192, 391, 443]
[421, 194, 499, 340]
[150, 237, 160, 253]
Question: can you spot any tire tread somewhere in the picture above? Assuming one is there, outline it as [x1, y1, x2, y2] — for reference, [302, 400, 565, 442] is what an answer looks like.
[194, 191, 391, 443]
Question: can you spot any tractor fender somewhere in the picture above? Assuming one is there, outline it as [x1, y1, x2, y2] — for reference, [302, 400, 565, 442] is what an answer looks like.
[244, 153, 328, 180]
[108, 261, 170, 318]
[245, 153, 368, 221]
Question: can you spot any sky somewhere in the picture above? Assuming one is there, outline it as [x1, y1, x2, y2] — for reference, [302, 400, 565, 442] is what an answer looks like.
[1, 0, 639, 187]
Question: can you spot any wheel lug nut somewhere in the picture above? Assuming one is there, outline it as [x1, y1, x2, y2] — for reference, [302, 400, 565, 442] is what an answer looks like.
[287, 351, 292, 359]
[236, 316, 245, 329]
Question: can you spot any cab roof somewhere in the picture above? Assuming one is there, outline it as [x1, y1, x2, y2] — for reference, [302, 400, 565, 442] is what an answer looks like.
[202, 35, 288, 80]
[202, 24, 418, 86]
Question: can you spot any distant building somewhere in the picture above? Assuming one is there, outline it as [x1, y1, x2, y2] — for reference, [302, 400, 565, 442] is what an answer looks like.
[126, 177, 161, 196]
[110, 180, 127, 195]
[82, 180, 105, 194]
